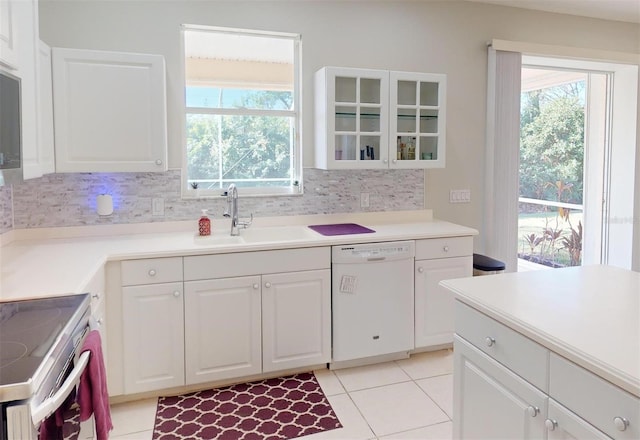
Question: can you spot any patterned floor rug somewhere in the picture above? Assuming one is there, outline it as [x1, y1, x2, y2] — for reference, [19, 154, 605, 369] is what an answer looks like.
[153, 372, 342, 440]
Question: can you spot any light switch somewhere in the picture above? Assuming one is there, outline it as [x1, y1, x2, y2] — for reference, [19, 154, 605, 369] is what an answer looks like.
[152, 197, 165, 216]
[450, 189, 471, 203]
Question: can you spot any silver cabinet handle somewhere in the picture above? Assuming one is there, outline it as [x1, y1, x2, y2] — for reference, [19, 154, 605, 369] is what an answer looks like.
[614, 417, 629, 431]
[253, 283, 259, 290]
[148, 269, 157, 277]
[383, 159, 388, 164]
[527, 406, 539, 417]
[265, 282, 272, 288]
[155, 159, 163, 165]
[485, 337, 495, 347]
[173, 291, 180, 297]
[96, 318, 103, 326]
[443, 245, 449, 252]
[92, 293, 100, 300]
[392, 159, 397, 164]
[545, 419, 558, 431]
[417, 267, 424, 273]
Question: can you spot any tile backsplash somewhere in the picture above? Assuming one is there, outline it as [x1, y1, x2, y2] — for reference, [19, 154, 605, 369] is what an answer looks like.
[9, 169, 424, 230]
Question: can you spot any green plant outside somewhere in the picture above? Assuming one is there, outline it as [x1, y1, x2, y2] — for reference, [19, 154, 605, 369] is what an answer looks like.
[518, 210, 583, 267]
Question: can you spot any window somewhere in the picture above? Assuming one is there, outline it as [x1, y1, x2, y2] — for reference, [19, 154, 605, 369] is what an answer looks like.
[182, 25, 301, 196]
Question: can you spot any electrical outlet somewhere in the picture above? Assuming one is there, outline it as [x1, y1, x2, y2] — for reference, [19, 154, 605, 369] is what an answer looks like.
[152, 197, 165, 216]
[360, 192, 370, 208]
[449, 189, 471, 203]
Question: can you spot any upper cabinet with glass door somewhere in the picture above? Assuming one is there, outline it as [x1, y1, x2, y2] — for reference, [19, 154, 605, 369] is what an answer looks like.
[389, 72, 446, 169]
[315, 67, 446, 170]
[314, 67, 389, 169]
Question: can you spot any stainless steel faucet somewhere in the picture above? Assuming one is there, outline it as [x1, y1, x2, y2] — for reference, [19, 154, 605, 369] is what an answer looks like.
[223, 183, 252, 236]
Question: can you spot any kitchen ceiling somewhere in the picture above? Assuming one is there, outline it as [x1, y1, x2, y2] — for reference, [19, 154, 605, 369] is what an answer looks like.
[464, 0, 640, 24]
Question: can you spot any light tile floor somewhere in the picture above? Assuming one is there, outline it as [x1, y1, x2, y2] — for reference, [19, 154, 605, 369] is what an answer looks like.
[110, 349, 454, 440]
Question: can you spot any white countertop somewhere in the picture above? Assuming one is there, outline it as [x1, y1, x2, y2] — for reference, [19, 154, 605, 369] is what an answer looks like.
[0, 210, 477, 301]
[441, 265, 640, 397]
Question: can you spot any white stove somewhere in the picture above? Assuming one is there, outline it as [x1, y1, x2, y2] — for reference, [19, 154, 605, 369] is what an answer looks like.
[0, 294, 90, 440]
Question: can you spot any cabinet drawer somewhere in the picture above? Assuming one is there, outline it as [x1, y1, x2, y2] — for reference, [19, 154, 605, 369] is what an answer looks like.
[455, 301, 549, 391]
[121, 257, 183, 286]
[184, 247, 330, 281]
[415, 236, 472, 260]
[550, 353, 639, 439]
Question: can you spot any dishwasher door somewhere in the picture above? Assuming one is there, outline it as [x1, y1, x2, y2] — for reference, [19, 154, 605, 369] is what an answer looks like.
[331, 241, 415, 363]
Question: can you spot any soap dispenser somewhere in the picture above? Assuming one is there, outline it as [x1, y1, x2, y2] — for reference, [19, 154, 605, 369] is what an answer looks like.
[198, 209, 211, 236]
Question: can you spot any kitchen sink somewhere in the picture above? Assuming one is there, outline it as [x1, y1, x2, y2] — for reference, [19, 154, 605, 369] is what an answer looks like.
[239, 226, 318, 243]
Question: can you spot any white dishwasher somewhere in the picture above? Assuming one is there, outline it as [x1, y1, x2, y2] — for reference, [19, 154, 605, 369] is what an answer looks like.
[331, 241, 415, 367]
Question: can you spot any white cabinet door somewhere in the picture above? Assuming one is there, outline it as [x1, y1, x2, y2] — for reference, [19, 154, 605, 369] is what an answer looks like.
[454, 336, 547, 440]
[52, 47, 167, 172]
[262, 269, 331, 372]
[315, 67, 390, 170]
[389, 71, 446, 169]
[415, 256, 471, 348]
[36, 40, 54, 175]
[547, 399, 612, 439]
[122, 282, 184, 394]
[0, 0, 18, 69]
[184, 276, 262, 385]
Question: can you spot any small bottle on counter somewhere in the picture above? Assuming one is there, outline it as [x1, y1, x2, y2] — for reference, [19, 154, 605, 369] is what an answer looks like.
[198, 209, 211, 236]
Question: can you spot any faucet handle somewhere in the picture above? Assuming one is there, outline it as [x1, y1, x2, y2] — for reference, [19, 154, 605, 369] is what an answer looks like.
[238, 213, 253, 229]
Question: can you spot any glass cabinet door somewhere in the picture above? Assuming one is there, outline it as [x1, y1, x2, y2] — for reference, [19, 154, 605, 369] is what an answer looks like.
[329, 68, 389, 169]
[390, 72, 446, 169]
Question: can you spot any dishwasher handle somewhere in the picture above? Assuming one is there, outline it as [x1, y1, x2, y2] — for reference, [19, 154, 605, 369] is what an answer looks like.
[367, 257, 386, 262]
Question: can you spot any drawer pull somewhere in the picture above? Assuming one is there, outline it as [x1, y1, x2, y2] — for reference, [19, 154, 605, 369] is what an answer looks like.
[485, 337, 495, 347]
[613, 416, 629, 431]
[443, 245, 449, 252]
[253, 283, 259, 290]
[265, 282, 272, 288]
[148, 269, 157, 277]
[526, 406, 539, 417]
[417, 267, 424, 273]
[545, 419, 558, 431]
[173, 291, 180, 297]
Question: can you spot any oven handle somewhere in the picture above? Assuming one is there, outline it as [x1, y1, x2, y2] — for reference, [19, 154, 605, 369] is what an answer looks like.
[30, 351, 91, 426]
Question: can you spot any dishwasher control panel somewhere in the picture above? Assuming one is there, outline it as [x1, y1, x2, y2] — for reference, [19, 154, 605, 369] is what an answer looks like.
[332, 241, 415, 263]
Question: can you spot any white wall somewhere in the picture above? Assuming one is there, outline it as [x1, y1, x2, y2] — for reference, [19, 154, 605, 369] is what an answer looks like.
[38, 0, 640, 252]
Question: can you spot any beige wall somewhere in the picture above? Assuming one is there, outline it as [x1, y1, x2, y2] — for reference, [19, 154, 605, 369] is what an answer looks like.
[38, 0, 640, 252]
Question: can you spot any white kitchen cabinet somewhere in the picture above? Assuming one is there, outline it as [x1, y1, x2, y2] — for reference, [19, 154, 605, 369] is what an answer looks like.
[0, 0, 18, 69]
[453, 335, 547, 439]
[390, 71, 446, 169]
[315, 67, 389, 170]
[36, 40, 55, 175]
[546, 399, 612, 439]
[184, 276, 262, 385]
[122, 282, 184, 394]
[52, 47, 168, 173]
[314, 66, 446, 170]
[262, 269, 331, 372]
[414, 237, 472, 349]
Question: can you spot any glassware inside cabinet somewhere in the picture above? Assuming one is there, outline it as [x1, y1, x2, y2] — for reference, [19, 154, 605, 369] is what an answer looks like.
[419, 136, 438, 160]
[360, 136, 380, 161]
[335, 135, 357, 160]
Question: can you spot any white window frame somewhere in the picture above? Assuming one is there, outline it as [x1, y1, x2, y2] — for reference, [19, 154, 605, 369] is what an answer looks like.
[180, 25, 303, 198]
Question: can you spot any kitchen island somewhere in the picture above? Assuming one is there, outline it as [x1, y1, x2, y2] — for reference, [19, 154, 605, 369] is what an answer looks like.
[441, 265, 639, 439]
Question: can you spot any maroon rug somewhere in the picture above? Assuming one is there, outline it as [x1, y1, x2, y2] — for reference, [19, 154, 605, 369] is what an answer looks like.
[153, 372, 342, 440]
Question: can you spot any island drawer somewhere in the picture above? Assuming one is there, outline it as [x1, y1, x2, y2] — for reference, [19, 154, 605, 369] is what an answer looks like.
[550, 353, 639, 439]
[121, 257, 183, 286]
[455, 301, 549, 391]
[415, 236, 472, 260]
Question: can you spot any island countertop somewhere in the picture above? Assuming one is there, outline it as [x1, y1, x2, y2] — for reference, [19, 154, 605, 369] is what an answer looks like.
[441, 265, 640, 398]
